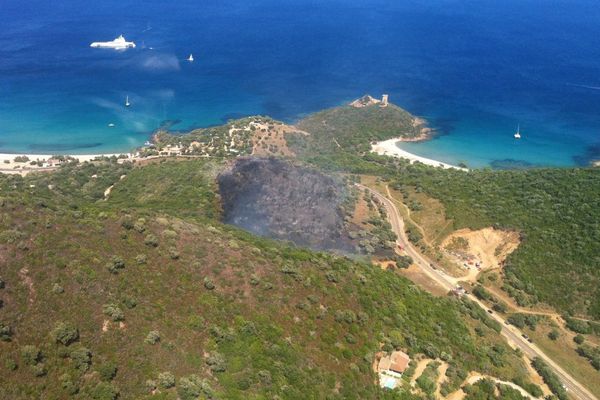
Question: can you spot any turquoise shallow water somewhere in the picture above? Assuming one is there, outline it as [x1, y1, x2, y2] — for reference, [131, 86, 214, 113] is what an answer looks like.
[398, 105, 591, 168]
[1, 0, 600, 166]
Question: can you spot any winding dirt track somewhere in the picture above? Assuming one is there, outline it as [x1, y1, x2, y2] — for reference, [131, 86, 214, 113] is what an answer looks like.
[357, 183, 598, 400]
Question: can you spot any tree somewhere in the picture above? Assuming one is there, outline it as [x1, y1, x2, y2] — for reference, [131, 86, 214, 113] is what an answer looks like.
[548, 330, 560, 341]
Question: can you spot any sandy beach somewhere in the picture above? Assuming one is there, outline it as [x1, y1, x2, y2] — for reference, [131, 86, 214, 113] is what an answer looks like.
[0, 152, 133, 175]
[371, 138, 467, 171]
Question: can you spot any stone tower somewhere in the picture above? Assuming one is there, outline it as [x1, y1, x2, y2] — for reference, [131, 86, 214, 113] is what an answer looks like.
[381, 94, 389, 107]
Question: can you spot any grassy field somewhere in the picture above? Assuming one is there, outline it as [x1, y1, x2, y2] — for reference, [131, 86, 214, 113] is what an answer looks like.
[524, 320, 600, 398]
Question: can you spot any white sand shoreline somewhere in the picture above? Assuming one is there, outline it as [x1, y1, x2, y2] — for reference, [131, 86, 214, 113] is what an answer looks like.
[0, 152, 134, 175]
[0, 152, 130, 162]
[371, 138, 467, 171]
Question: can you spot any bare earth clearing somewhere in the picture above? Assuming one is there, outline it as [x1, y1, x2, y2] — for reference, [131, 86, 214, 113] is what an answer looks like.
[442, 228, 520, 283]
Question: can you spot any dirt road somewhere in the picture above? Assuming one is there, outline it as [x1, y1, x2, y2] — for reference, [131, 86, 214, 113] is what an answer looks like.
[357, 183, 598, 400]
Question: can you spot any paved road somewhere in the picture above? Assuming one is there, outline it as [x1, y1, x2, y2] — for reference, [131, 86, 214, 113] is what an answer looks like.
[357, 183, 597, 400]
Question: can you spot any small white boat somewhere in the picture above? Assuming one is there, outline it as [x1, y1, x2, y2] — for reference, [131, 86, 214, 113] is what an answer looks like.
[90, 35, 136, 50]
[125, 96, 131, 107]
[514, 124, 521, 139]
[187, 54, 194, 62]
[108, 123, 115, 127]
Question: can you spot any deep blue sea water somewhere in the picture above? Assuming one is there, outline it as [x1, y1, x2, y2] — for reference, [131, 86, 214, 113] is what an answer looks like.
[1, 0, 600, 167]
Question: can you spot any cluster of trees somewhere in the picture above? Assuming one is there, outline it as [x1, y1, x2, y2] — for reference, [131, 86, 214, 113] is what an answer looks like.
[463, 378, 528, 400]
[531, 357, 568, 400]
[415, 361, 440, 395]
[506, 314, 541, 331]
[576, 344, 600, 371]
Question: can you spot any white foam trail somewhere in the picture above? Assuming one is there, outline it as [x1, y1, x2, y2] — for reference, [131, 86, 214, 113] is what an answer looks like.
[566, 83, 600, 91]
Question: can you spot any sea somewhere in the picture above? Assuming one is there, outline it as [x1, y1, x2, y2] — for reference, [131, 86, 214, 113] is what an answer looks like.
[1, 0, 600, 168]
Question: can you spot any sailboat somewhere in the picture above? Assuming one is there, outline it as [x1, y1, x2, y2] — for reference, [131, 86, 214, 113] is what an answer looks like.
[125, 96, 131, 107]
[187, 54, 194, 62]
[514, 124, 521, 139]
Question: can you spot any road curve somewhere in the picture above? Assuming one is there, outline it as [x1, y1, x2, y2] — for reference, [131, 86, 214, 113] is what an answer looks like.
[357, 183, 597, 400]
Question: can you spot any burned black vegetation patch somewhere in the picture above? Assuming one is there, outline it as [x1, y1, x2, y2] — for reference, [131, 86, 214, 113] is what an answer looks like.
[218, 157, 354, 252]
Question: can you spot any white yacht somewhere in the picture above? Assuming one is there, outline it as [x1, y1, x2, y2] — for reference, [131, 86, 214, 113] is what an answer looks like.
[187, 54, 194, 62]
[514, 124, 521, 139]
[90, 35, 136, 49]
[125, 96, 131, 107]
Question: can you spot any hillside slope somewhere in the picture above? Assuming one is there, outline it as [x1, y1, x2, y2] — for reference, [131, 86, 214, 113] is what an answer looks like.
[0, 159, 534, 399]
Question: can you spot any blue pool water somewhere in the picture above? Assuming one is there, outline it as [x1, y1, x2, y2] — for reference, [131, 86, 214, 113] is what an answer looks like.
[1, 0, 600, 167]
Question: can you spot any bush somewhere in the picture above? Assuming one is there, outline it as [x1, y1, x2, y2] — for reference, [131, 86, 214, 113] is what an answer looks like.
[60, 373, 79, 395]
[206, 352, 226, 372]
[52, 322, 79, 346]
[5, 358, 17, 371]
[121, 216, 134, 230]
[102, 303, 124, 321]
[145, 330, 161, 345]
[97, 361, 118, 381]
[394, 255, 413, 269]
[548, 329, 560, 341]
[122, 296, 137, 309]
[71, 346, 92, 371]
[134, 221, 146, 233]
[31, 363, 47, 377]
[258, 369, 272, 385]
[168, 247, 180, 260]
[106, 256, 125, 274]
[135, 254, 147, 264]
[178, 376, 201, 400]
[89, 381, 119, 400]
[0, 322, 12, 341]
[203, 277, 215, 290]
[144, 234, 159, 247]
[21, 345, 41, 365]
[573, 334, 585, 344]
[145, 379, 157, 391]
[52, 283, 64, 294]
[158, 371, 175, 389]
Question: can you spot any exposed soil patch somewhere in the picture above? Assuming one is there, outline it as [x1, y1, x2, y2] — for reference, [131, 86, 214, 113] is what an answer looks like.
[18, 267, 35, 304]
[398, 265, 448, 297]
[442, 228, 520, 282]
[218, 157, 354, 252]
